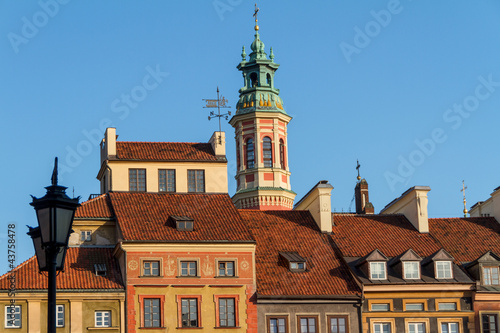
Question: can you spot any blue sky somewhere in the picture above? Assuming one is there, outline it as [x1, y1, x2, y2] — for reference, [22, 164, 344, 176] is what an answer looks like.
[1, 1, 499, 274]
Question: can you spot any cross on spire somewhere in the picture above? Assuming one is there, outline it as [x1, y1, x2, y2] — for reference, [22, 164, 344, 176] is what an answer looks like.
[253, 3, 260, 30]
[356, 160, 361, 181]
[461, 180, 468, 217]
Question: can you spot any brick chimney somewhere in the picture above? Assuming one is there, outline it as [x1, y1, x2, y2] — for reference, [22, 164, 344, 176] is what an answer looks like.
[355, 179, 375, 214]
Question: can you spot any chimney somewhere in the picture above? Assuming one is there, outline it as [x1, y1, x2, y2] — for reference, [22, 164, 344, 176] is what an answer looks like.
[294, 181, 333, 233]
[380, 186, 431, 233]
[101, 127, 117, 164]
[355, 179, 374, 214]
[209, 131, 226, 156]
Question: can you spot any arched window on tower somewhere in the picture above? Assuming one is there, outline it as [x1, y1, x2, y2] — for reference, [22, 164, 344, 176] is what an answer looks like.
[246, 138, 255, 169]
[263, 137, 273, 168]
[279, 139, 285, 170]
[250, 72, 258, 87]
[266, 73, 272, 87]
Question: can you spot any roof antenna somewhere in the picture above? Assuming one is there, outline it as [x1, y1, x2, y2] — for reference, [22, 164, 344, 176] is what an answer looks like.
[204, 87, 231, 144]
[461, 180, 468, 217]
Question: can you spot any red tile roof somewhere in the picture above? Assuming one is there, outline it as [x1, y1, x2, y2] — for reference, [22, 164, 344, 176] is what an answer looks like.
[331, 214, 442, 257]
[75, 194, 113, 219]
[0, 248, 123, 290]
[115, 142, 223, 162]
[109, 192, 254, 242]
[429, 217, 500, 262]
[239, 210, 360, 297]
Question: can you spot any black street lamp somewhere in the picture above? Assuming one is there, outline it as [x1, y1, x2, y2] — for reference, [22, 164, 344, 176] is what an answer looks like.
[27, 158, 80, 333]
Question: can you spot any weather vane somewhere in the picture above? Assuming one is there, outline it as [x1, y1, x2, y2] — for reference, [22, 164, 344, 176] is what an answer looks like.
[461, 180, 468, 217]
[356, 160, 361, 181]
[203, 87, 231, 143]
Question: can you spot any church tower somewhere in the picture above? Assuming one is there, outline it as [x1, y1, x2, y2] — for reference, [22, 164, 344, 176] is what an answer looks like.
[229, 11, 296, 210]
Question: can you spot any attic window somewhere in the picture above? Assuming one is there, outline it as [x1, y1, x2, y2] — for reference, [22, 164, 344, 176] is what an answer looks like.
[436, 261, 453, 279]
[279, 252, 306, 272]
[170, 215, 194, 231]
[94, 264, 107, 276]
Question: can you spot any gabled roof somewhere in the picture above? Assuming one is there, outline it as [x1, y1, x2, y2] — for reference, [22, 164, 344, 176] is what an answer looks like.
[109, 192, 254, 242]
[75, 194, 113, 219]
[115, 142, 224, 162]
[331, 214, 441, 257]
[0, 248, 123, 290]
[389, 249, 422, 266]
[239, 210, 360, 297]
[429, 217, 500, 263]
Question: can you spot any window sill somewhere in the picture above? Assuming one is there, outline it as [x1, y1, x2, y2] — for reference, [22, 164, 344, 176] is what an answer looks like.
[214, 327, 241, 329]
[214, 276, 239, 279]
[176, 276, 201, 279]
[87, 327, 120, 330]
[139, 275, 163, 278]
[176, 327, 204, 329]
[138, 327, 166, 330]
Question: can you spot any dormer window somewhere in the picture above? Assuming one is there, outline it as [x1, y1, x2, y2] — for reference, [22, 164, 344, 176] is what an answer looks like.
[94, 264, 107, 276]
[436, 261, 453, 279]
[170, 216, 194, 231]
[279, 252, 306, 272]
[370, 262, 387, 280]
[483, 266, 500, 285]
[403, 262, 420, 279]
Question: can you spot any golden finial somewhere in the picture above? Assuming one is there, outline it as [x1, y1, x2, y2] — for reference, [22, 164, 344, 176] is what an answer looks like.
[461, 180, 468, 217]
[253, 3, 260, 31]
[356, 160, 361, 181]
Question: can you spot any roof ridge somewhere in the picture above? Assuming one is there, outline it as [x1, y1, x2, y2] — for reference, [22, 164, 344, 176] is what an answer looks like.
[80, 193, 107, 205]
[0, 255, 36, 280]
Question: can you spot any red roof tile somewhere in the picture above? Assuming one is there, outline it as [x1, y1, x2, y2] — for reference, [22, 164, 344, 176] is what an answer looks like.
[75, 194, 113, 219]
[240, 210, 360, 297]
[0, 248, 123, 290]
[429, 217, 500, 262]
[331, 214, 442, 257]
[115, 142, 223, 162]
[109, 192, 254, 242]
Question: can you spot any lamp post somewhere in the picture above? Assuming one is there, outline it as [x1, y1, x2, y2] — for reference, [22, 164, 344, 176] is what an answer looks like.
[27, 158, 80, 333]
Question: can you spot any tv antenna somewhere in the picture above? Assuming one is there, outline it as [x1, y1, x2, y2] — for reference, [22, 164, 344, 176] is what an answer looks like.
[203, 87, 231, 143]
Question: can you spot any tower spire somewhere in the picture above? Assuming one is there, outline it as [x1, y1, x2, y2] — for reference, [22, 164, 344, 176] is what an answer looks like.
[461, 180, 468, 217]
[253, 3, 260, 31]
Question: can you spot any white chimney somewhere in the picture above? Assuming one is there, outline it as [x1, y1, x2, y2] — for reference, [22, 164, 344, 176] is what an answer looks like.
[294, 181, 333, 233]
[209, 131, 225, 156]
[380, 186, 431, 233]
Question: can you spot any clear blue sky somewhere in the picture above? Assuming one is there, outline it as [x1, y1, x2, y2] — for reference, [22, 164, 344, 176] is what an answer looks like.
[1, 1, 499, 275]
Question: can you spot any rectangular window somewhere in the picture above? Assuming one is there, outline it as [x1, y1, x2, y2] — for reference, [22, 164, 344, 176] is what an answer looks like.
[328, 315, 348, 333]
[188, 170, 205, 193]
[404, 262, 420, 279]
[290, 262, 306, 271]
[483, 267, 500, 285]
[143, 261, 160, 276]
[181, 299, 198, 328]
[370, 262, 387, 280]
[371, 304, 390, 311]
[129, 169, 146, 192]
[5, 305, 21, 328]
[268, 316, 288, 333]
[143, 298, 160, 328]
[218, 261, 235, 277]
[158, 169, 175, 192]
[436, 261, 453, 279]
[81, 230, 91, 241]
[405, 303, 424, 311]
[298, 316, 317, 333]
[438, 302, 457, 311]
[373, 323, 391, 333]
[95, 311, 111, 328]
[56, 305, 64, 327]
[181, 261, 197, 277]
[482, 314, 498, 333]
[441, 322, 459, 333]
[218, 298, 235, 327]
[263, 137, 273, 168]
[408, 322, 426, 333]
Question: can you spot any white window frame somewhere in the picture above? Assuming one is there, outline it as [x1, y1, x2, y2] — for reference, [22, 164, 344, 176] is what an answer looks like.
[95, 310, 111, 328]
[436, 261, 453, 279]
[370, 262, 387, 280]
[404, 261, 420, 279]
[373, 322, 391, 333]
[440, 322, 459, 333]
[408, 322, 426, 333]
[438, 302, 457, 311]
[5, 305, 21, 328]
[56, 304, 64, 327]
[81, 230, 91, 242]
